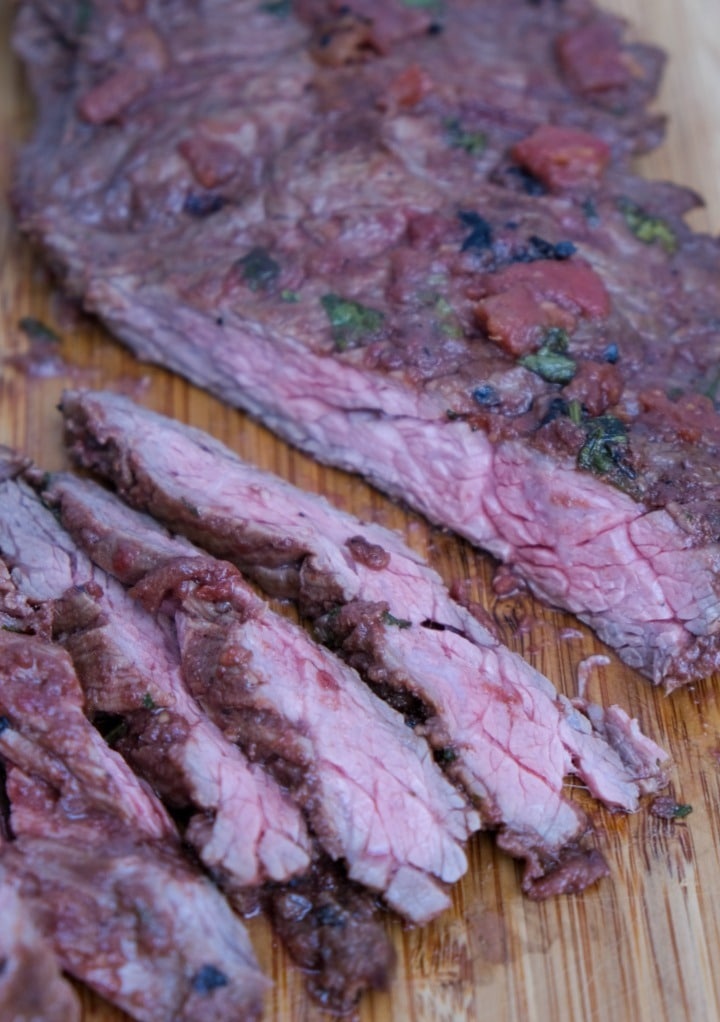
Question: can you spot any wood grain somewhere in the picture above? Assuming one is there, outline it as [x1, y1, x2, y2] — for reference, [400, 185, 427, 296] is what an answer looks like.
[1, 4, 719, 1021]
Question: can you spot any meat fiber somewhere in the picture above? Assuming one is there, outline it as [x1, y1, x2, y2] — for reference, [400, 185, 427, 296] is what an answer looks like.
[41, 473, 479, 924]
[0, 456, 394, 1010]
[0, 630, 267, 1022]
[47, 407, 668, 895]
[0, 881, 81, 1022]
[13, 0, 720, 687]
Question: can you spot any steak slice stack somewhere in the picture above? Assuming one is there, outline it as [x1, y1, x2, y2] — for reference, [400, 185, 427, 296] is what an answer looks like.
[0, 455, 395, 1011]
[13, 0, 720, 688]
[0, 626, 268, 1022]
[53, 391, 668, 896]
[33, 471, 478, 924]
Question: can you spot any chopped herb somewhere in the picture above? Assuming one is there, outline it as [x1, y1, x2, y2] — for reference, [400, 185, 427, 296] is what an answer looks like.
[191, 965, 229, 994]
[602, 342, 619, 364]
[382, 610, 412, 629]
[75, 0, 93, 33]
[103, 720, 128, 746]
[458, 210, 493, 252]
[577, 414, 633, 476]
[672, 803, 693, 819]
[260, 0, 291, 14]
[472, 383, 501, 407]
[519, 330, 576, 384]
[1, 624, 24, 634]
[142, 693, 156, 710]
[434, 296, 462, 338]
[567, 398, 583, 425]
[401, 0, 442, 7]
[444, 118, 487, 156]
[280, 289, 300, 303]
[183, 192, 226, 217]
[321, 294, 384, 351]
[651, 796, 693, 820]
[0, 716, 10, 734]
[617, 197, 677, 253]
[18, 317, 61, 345]
[238, 247, 281, 291]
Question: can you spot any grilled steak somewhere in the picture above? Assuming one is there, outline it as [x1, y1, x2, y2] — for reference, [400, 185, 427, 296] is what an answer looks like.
[0, 459, 313, 891]
[47, 404, 667, 895]
[0, 629, 267, 1022]
[0, 457, 395, 1010]
[40, 473, 478, 924]
[0, 881, 81, 1022]
[14, 0, 720, 687]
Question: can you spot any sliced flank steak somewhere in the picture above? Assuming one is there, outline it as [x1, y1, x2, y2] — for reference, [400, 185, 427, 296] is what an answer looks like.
[0, 457, 394, 1011]
[49, 401, 667, 894]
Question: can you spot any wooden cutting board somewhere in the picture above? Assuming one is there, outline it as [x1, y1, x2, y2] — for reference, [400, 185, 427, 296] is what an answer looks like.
[2, 3, 719, 1020]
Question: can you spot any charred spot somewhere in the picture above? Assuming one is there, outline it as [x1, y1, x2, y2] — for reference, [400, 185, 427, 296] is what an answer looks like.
[538, 396, 570, 428]
[183, 192, 226, 217]
[315, 903, 346, 928]
[526, 235, 576, 261]
[458, 210, 493, 252]
[191, 964, 229, 994]
[504, 164, 546, 196]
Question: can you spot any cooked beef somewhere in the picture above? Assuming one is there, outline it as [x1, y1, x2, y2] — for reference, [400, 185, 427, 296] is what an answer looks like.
[14, 0, 720, 687]
[0, 460, 313, 891]
[0, 630, 267, 1022]
[40, 474, 479, 924]
[45, 423, 667, 896]
[0, 461, 395, 1010]
[0, 881, 81, 1022]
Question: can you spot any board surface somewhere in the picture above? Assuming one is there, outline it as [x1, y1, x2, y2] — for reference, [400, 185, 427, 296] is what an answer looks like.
[1, 3, 720, 1020]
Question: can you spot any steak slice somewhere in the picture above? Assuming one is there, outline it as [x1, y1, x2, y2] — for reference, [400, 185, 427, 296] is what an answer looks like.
[40, 475, 479, 924]
[0, 881, 81, 1022]
[0, 459, 312, 891]
[0, 460, 394, 1010]
[14, 0, 720, 687]
[0, 630, 267, 1022]
[46, 425, 666, 895]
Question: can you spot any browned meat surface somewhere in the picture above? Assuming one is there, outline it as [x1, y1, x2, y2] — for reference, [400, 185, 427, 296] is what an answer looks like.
[0, 630, 267, 1022]
[12, 0, 720, 686]
[44, 415, 667, 897]
[0, 881, 81, 1022]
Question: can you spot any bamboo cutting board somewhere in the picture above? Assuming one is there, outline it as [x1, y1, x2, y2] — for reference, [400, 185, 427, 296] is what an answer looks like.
[2, 3, 720, 1020]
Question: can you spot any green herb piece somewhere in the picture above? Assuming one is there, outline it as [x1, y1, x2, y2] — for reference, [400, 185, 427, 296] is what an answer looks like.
[321, 294, 384, 351]
[280, 289, 300, 303]
[582, 197, 599, 225]
[238, 247, 281, 292]
[444, 118, 487, 156]
[104, 720, 128, 746]
[260, 0, 291, 14]
[617, 197, 677, 253]
[567, 398, 583, 425]
[672, 803, 693, 819]
[18, 317, 61, 345]
[382, 610, 412, 629]
[402, 0, 442, 7]
[434, 296, 463, 339]
[142, 693, 157, 710]
[577, 415, 630, 475]
[75, 0, 93, 33]
[519, 327, 576, 383]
